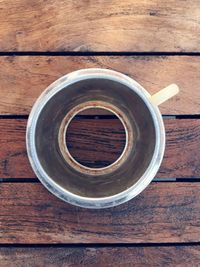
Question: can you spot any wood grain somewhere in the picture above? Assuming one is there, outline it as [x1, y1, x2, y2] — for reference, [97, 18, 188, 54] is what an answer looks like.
[0, 246, 200, 267]
[1, 182, 200, 243]
[66, 116, 126, 168]
[0, 56, 199, 115]
[0, 0, 199, 52]
[0, 118, 199, 179]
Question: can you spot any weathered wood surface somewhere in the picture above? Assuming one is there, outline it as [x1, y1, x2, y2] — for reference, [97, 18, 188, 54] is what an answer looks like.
[0, 246, 200, 267]
[0, 118, 199, 179]
[0, 0, 199, 52]
[0, 182, 200, 243]
[0, 0, 199, 264]
[0, 56, 199, 115]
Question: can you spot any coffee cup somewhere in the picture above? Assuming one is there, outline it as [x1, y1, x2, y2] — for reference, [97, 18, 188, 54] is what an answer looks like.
[26, 68, 179, 208]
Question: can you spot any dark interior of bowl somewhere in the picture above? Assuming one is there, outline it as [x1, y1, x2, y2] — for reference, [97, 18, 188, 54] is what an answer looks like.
[35, 78, 156, 198]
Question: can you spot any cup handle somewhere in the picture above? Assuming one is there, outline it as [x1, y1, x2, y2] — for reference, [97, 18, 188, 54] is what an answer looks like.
[150, 84, 179, 106]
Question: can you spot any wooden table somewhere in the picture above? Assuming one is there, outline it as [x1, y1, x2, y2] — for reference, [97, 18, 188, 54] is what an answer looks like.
[0, 1, 200, 266]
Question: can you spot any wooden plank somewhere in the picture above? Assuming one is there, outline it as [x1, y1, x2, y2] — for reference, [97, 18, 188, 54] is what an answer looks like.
[0, 118, 199, 179]
[0, 182, 200, 243]
[0, 56, 199, 115]
[0, 118, 33, 178]
[0, 0, 199, 52]
[66, 117, 126, 168]
[0, 246, 200, 266]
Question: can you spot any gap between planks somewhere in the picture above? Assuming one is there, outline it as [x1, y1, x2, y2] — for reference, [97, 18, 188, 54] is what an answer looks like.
[0, 52, 200, 56]
[0, 115, 200, 119]
[1, 242, 200, 248]
[1, 178, 200, 183]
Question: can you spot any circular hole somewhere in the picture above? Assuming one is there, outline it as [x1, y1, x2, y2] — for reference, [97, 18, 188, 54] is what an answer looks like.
[65, 108, 126, 169]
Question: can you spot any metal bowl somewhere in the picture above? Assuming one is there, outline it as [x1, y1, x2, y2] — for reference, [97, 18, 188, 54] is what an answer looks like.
[26, 68, 165, 208]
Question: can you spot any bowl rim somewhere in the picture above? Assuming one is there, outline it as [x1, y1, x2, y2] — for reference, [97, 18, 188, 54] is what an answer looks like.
[26, 68, 165, 209]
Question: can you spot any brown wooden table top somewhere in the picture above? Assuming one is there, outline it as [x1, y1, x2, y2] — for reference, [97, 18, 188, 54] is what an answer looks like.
[0, 1, 200, 266]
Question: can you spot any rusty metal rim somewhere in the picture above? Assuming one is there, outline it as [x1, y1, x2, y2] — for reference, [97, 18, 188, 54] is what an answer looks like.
[26, 68, 165, 209]
[58, 101, 133, 176]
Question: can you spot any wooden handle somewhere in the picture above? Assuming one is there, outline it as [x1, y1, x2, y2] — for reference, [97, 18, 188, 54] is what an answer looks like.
[150, 84, 179, 106]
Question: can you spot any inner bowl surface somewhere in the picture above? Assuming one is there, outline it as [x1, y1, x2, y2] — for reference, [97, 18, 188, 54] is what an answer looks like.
[34, 78, 156, 198]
